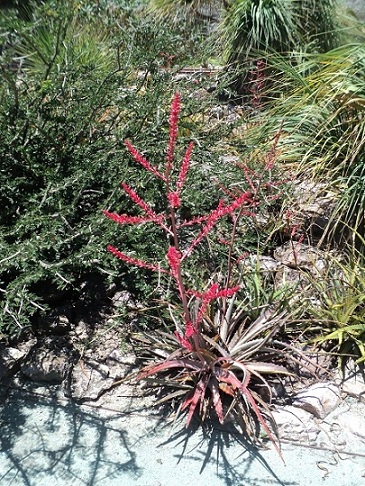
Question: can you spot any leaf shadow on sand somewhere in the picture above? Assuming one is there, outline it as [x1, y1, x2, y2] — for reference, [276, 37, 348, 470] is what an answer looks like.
[156, 416, 299, 486]
[0, 385, 144, 486]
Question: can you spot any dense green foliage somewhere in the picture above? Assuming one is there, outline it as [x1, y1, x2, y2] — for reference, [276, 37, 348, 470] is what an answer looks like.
[245, 43, 365, 240]
[0, 0, 227, 337]
[222, 0, 340, 95]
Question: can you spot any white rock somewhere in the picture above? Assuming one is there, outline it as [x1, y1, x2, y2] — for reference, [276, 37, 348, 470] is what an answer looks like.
[341, 377, 365, 401]
[65, 359, 115, 401]
[293, 382, 341, 419]
[0, 346, 26, 379]
[337, 412, 365, 443]
[334, 363, 365, 401]
[271, 405, 320, 443]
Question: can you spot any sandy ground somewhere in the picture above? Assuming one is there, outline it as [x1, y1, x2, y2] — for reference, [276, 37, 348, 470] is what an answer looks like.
[1, 381, 365, 486]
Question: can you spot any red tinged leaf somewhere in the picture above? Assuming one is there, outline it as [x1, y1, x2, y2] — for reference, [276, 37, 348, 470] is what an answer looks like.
[241, 386, 283, 460]
[181, 375, 209, 427]
[208, 377, 224, 423]
[215, 367, 282, 459]
[137, 358, 201, 380]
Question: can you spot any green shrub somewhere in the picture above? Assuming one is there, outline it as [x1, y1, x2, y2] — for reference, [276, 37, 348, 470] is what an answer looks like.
[0, 0, 222, 338]
[221, 0, 340, 96]
[306, 249, 365, 366]
[245, 44, 365, 240]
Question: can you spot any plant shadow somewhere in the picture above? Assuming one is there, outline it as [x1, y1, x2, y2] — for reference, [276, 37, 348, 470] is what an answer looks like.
[157, 417, 299, 486]
[0, 384, 144, 486]
[1, 382, 308, 486]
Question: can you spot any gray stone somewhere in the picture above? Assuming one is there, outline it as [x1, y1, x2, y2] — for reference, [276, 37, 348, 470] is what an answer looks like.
[274, 242, 328, 274]
[271, 405, 320, 443]
[346, 0, 365, 20]
[293, 181, 336, 217]
[293, 382, 341, 419]
[112, 290, 134, 306]
[17, 337, 37, 355]
[290, 181, 337, 241]
[243, 254, 282, 274]
[65, 359, 116, 401]
[73, 320, 90, 341]
[0, 346, 26, 379]
[38, 306, 73, 334]
[21, 337, 71, 384]
[274, 265, 310, 290]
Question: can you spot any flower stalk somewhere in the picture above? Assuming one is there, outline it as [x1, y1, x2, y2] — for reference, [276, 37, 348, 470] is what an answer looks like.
[104, 93, 249, 350]
[104, 93, 288, 455]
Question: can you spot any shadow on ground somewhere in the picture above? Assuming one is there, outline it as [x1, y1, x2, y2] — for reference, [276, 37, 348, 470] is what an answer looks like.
[1, 383, 364, 486]
[157, 419, 296, 486]
[0, 387, 142, 485]
[0, 383, 294, 486]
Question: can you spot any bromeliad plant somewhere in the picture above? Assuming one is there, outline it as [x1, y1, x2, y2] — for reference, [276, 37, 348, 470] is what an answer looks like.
[307, 247, 365, 367]
[104, 93, 292, 453]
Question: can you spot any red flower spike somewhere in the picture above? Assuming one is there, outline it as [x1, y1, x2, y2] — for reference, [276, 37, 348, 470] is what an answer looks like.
[185, 321, 196, 338]
[121, 183, 163, 223]
[125, 140, 165, 181]
[196, 283, 240, 325]
[107, 245, 168, 273]
[166, 93, 181, 178]
[174, 331, 193, 351]
[264, 125, 282, 171]
[166, 246, 182, 280]
[102, 210, 153, 225]
[174, 321, 196, 352]
[184, 193, 252, 259]
[214, 179, 239, 199]
[178, 214, 210, 228]
[167, 191, 181, 209]
[234, 252, 250, 266]
[176, 141, 194, 194]
[183, 201, 225, 258]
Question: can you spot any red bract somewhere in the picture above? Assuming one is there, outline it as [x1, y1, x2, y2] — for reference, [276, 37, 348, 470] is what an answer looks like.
[107, 245, 168, 273]
[166, 92, 181, 176]
[176, 141, 194, 194]
[125, 140, 166, 181]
